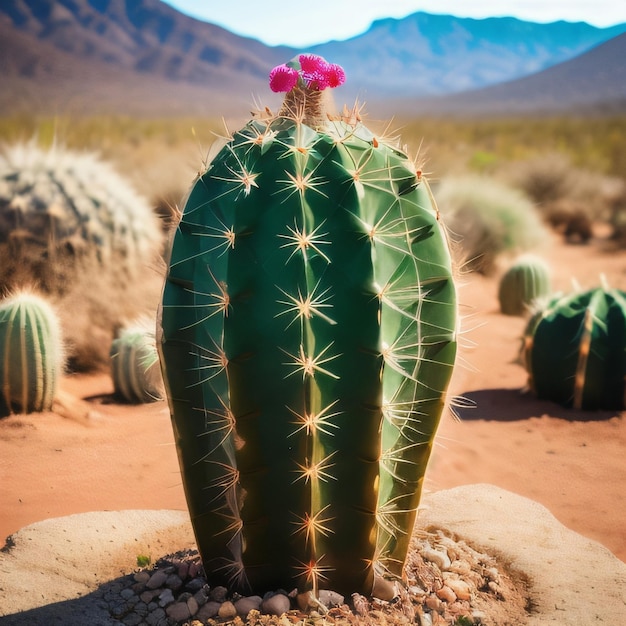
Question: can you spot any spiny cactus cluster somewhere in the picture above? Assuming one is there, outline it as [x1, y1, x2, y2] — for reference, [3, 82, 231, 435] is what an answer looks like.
[522, 283, 626, 410]
[159, 55, 458, 597]
[111, 319, 164, 404]
[498, 254, 551, 316]
[0, 291, 64, 417]
[0, 141, 163, 369]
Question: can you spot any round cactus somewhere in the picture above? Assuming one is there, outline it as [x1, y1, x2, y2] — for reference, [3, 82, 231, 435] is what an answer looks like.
[0, 141, 163, 369]
[158, 55, 458, 596]
[0, 291, 64, 417]
[522, 284, 626, 410]
[498, 254, 551, 316]
[110, 319, 164, 403]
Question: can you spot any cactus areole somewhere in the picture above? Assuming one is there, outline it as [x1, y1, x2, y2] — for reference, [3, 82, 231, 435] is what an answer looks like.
[158, 55, 458, 597]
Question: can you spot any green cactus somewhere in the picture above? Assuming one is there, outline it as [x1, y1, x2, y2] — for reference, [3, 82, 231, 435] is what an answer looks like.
[522, 284, 626, 410]
[158, 55, 458, 597]
[498, 254, 551, 316]
[0, 291, 64, 417]
[110, 320, 164, 403]
[0, 142, 163, 369]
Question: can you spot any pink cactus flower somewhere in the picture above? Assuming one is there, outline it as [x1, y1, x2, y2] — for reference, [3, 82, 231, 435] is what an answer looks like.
[269, 55, 346, 92]
[323, 63, 346, 88]
[269, 64, 299, 92]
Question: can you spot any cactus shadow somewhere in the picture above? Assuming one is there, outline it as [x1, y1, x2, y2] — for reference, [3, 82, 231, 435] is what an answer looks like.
[455, 388, 621, 422]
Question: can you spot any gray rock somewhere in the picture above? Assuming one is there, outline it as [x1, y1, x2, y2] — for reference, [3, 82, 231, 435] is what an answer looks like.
[261, 593, 291, 616]
[235, 595, 263, 616]
[146, 570, 168, 590]
[166, 601, 191, 622]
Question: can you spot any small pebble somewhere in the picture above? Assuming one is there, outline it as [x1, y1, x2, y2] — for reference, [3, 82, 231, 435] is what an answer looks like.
[446, 578, 472, 601]
[261, 592, 291, 615]
[218, 600, 238, 619]
[196, 600, 221, 621]
[158, 588, 174, 607]
[235, 595, 263, 616]
[166, 600, 191, 622]
[422, 547, 452, 571]
[436, 585, 457, 603]
[146, 570, 168, 590]
[209, 585, 228, 602]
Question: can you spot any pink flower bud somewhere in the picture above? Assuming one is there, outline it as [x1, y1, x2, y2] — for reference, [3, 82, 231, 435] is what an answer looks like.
[323, 63, 346, 88]
[269, 64, 299, 92]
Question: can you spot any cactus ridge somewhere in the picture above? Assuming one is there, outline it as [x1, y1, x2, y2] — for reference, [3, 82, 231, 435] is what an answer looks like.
[0, 291, 63, 416]
[523, 284, 626, 410]
[159, 109, 457, 596]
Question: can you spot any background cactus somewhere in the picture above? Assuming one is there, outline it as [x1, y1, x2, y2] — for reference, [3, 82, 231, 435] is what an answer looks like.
[110, 319, 164, 403]
[522, 284, 626, 410]
[0, 291, 64, 417]
[498, 254, 551, 316]
[159, 55, 457, 597]
[0, 141, 163, 369]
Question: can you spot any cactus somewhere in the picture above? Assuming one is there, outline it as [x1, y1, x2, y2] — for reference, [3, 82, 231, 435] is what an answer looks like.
[0, 141, 163, 369]
[110, 319, 164, 403]
[498, 254, 551, 316]
[0, 291, 64, 417]
[522, 283, 626, 410]
[158, 55, 458, 597]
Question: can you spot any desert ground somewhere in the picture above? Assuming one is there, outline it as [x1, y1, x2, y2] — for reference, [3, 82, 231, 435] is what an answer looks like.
[0, 229, 624, 564]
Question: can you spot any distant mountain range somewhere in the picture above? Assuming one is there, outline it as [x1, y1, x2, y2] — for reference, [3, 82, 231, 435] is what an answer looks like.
[1, 0, 626, 118]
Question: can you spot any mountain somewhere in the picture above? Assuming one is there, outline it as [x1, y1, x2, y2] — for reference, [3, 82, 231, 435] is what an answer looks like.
[400, 31, 626, 116]
[1, 0, 625, 117]
[311, 13, 626, 100]
[0, 0, 292, 116]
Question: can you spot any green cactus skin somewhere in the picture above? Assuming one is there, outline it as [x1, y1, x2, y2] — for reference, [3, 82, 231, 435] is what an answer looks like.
[110, 321, 164, 404]
[498, 254, 551, 316]
[0, 292, 63, 417]
[159, 92, 457, 596]
[522, 285, 626, 410]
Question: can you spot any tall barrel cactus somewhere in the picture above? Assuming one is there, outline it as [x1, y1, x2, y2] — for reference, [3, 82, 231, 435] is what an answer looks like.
[111, 319, 164, 403]
[522, 284, 626, 410]
[0, 142, 163, 369]
[498, 254, 551, 316]
[159, 55, 458, 597]
[0, 291, 64, 417]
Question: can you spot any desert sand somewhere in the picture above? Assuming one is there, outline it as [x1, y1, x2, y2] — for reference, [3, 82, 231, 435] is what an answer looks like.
[1, 231, 625, 565]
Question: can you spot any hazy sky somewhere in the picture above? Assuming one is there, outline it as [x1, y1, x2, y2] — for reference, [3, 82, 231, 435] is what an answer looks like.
[163, 1, 626, 47]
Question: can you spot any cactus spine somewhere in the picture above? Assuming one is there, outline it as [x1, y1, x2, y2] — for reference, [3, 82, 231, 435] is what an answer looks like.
[110, 320, 164, 403]
[0, 291, 63, 416]
[158, 55, 458, 596]
[522, 284, 626, 410]
[498, 254, 551, 316]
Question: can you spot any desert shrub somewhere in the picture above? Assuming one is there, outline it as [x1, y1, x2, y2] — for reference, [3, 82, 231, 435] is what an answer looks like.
[502, 153, 625, 238]
[435, 175, 549, 275]
[0, 141, 164, 370]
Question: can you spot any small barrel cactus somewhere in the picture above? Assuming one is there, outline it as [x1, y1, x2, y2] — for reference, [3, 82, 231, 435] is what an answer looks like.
[522, 284, 626, 410]
[0, 291, 64, 417]
[159, 55, 458, 597]
[498, 254, 551, 316]
[0, 142, 163, 369]
[110, 319, 164, 403]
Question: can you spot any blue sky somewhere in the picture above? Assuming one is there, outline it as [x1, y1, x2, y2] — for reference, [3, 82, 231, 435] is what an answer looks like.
[163, 1, 626, 47]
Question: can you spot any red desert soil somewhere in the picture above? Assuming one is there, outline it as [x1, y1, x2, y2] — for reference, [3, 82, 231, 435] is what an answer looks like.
[1, 233, 625, 563]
